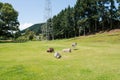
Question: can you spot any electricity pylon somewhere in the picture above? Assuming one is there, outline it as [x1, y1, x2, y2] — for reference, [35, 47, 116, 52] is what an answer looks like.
[42, 0, 54, 40]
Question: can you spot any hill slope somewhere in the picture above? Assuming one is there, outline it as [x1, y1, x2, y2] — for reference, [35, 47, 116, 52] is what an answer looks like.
[21, 23, 45, 35]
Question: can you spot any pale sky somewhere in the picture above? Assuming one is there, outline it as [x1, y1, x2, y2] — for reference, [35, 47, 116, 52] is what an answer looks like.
[0, 0, 77, 30]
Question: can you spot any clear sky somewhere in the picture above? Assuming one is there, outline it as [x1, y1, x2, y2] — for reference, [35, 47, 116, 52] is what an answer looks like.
[0, 0, 77, 30]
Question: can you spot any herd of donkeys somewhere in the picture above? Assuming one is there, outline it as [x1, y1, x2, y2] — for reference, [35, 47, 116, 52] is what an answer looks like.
[46, 42, 77, 59]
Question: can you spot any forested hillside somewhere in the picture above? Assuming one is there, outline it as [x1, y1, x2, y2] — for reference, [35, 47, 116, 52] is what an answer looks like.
[46, 0, 120, 39]
[21, 23, 45, 35]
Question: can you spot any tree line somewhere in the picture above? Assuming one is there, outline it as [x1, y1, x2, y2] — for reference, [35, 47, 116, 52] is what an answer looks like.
[0, 2, 20, 40]
[46, 0, 120, 39]
[0, 0, 120, 40]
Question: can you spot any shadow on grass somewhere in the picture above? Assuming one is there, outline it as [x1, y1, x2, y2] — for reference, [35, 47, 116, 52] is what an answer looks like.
[0, 40, 13, 43]
[0, 40, 28, 44]
[73, 48, 79, 50]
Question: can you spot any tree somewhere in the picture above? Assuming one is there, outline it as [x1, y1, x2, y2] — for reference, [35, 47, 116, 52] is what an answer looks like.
[64, 6, 74, 38]
[0, 2, 19, 39]
[74, 0, 84, 37]
[24, 29, 35, 40]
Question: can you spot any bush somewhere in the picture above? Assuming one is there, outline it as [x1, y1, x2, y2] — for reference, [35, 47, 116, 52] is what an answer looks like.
[14, 36, 28, 43]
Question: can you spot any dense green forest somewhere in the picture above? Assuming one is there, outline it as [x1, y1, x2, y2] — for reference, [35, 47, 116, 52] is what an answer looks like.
[46, 0, 120, 39]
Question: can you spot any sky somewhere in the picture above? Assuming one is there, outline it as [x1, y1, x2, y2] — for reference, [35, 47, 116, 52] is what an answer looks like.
[0, 0, 77, 30]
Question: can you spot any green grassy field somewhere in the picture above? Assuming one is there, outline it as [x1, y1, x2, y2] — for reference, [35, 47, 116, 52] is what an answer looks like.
[0, 30, 120, 80]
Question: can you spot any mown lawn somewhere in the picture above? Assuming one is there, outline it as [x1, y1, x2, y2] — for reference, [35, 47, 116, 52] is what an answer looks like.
[0, 31, 120, 80]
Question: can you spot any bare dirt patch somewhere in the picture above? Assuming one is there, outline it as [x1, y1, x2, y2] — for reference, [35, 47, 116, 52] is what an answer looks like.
[107, 29, 120, 34]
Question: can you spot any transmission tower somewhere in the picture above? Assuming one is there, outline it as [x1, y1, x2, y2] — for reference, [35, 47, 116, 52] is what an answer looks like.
[42, 0, 54, 40]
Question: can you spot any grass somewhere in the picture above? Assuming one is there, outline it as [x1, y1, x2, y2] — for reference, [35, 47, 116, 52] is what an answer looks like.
[0, 30, 120, 80]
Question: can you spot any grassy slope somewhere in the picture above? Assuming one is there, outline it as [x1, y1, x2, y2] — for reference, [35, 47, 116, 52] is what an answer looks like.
[0, 30, 120, 80]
